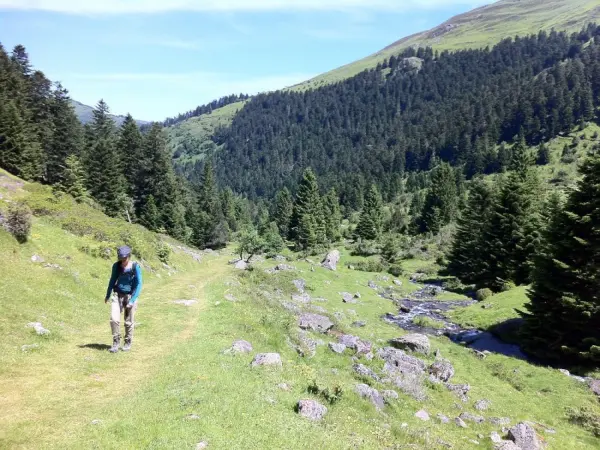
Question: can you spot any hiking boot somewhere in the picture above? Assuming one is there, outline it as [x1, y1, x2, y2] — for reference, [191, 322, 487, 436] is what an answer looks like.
[122, 340, 132, 352]
[109, 338, 120, 353]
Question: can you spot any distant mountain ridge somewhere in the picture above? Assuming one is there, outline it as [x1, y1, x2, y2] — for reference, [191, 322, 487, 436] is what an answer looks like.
[70, 100, 150, 127]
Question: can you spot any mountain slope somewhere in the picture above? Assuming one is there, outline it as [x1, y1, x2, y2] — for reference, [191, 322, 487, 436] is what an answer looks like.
[299, 0, 600, 90]
[71, 100, 150, 127]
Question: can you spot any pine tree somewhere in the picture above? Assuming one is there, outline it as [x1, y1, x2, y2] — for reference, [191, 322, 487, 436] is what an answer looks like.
[290, 168, 325, 249]
[140, 195, 160, 231]
[536, 142, 551, 165]
[446, 178, 494, 284]
[56, 155, 87, 201]
[273, 187, 293, 238]
[192, 161, 223, 248]
[355, 184, 383, 241]
[522, 150, 600, 364]
[117, 114, 143, 199]
[480, 135, 541, 288]
[419, 162, 458, 234]
[323, 187, 342, 243]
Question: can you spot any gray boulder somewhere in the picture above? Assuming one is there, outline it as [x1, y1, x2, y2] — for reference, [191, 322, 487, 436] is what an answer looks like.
[298, 313, 334, 333]
[382, 390, 399, 402]
[230, 340, 253, 354]
[26, 322, 50, 335]
[368, 281, 378, 289]
[293, 279, 306, 293]
[455, 417, 468, 428]
[292, 293, 311, 304]
[339, 334, 359, 348]
[173, 299, 198, 307]
[329, 342, 346, 354]
[589, 379, 600, 397]
[321, 250, 340, 271]
[459, 412, 485, 424]
[491, 432, 503, 444]
[351, 321, 366, 328]
[341, 292, 357, 304]
[353, 363, 380, 382]
[446, 383, 470, 402]
[377, 347, 426, 375]
[251, 353, 282, 368]
[415, 410, 430, 421]
[437, 414, 450, 424]
[234, 260, 248, 270]
[508, 422, 541, 450]
[390, 334, 430, 355]
[429, 359, 454, 382]
[31, 254, 45, 263]
[355, 383, 385, 410]
[298, 399, 327, 421]
[494, 442, 521, 450]
[474, 399, 492, 411]
[489, 417, 511, 426]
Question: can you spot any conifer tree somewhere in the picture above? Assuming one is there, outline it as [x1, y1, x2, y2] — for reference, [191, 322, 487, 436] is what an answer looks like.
[536, 142, 551, 165]
[56, 154, 87, 201]
[140, 194, 160, 231]
[419, 162, 458, 234]
[446, 178, 494, 284]
[522, 150, 600, 364]
[273, 187, 293, 238]
[290, 168, 326, 249]
[323, 187, 342, 243]
[355, 184, 383, 241]
[117, 114, 143, 199]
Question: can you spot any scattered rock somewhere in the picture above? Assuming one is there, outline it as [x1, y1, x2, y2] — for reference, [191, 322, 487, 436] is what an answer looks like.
[394, 279, 403, 286]
[251, 353, 282, 368]
[446, 383, 471, 402]
[234, 260, 248, 270]
[437, 414, 450, 424]
[353, 363, 380, 382]
[295, 331, 319, 358]
[224, 294, 237, 302]
[277, 383, 290, 391]
[298, 313, 334, 334]
[389, 334, 431, 355]
[293, 279, 306, 293]
[355, 384, 385, 410]
[91, 419, 101, 425]
[282, 302, 301, 313]
[297, 399, 327, 421]
[459, 412, 485, 424]
[490, 432, 503, 444]
[230, 340, 253, 354]
[31, 254, 45, 263]
[378, 347, 426, 375]
[354, 292, 361, 299]
[329, 342, 346, 354]
[415, 410, 430, 421]
[399, 304, 412, 313]
[273, 255, 286, 262]
[368, 281, 378, 290]
[455, 417, 468, 428]
[195, 442, 208, 450]
[333, 311, 345, 321]
[43, 263, 63, 270]
[507, 422, 541, 450]
[311, 305, 327, 314]
[558, 368, 570, 376]
[186, 414, 201, 420]
[274, 264, 295, 272]
[321, 250, 340, 271]
[489, 417, 511, 426]
[341, 292, 357, 304]
[589, 379, 600, 397]
[382, 390, 399, 402]
[468, 440, 479, 446]
[292, 293, 311, 304]
[26, 322, 50, 335]
[351, 321, 366, 328]
[474, 399, 491, 411]
[494, 442, 521, 450]
[429, 359, 455, 382]
[173, 299, 198, 307]
[21, 343, 39, 352]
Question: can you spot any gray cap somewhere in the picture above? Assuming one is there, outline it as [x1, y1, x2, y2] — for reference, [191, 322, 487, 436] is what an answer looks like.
[117, 245, 131, 259]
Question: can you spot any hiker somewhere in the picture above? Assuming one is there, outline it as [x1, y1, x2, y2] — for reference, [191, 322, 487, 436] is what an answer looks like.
[104, 246, 143, 353]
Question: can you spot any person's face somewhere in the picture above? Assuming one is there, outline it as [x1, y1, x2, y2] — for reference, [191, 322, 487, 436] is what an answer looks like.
[119, 256, 130, 267]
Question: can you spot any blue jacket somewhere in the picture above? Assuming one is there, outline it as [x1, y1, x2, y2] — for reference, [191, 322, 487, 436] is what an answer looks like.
[105, 262, 143, 303]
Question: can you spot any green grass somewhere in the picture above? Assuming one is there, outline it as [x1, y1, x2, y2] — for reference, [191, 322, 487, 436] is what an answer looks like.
[2, 173, 600, 449]
[413, 316, 447, 330]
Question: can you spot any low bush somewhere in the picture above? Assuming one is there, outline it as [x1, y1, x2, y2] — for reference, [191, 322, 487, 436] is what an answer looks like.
[388, 264, 403, 277]
[351, 259, 388, 273]
[566, 407, 600, 437]
[7, 202, 32, 243]
[476, 288, 493, 302]
[155, 240, 172, 264]
[307, 380, 344, 405]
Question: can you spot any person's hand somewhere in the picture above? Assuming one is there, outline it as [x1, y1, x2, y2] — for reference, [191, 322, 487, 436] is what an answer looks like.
[126, 302, 134, 309]
[105, 297, 110, 304]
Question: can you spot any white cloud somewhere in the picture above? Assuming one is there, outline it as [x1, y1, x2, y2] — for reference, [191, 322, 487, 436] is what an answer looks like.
[0, 0, 492, 15]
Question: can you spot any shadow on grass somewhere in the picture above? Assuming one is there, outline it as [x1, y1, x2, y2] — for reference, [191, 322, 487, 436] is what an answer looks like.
[78, 343, 111, 351]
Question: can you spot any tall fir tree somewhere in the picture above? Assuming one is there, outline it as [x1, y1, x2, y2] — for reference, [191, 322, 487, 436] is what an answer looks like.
[290, 168, 326, 249]
[446, 178, 494, 284]
[355, 184, 383, 241]
[55, 154, 87, 201]
[419, 162, 458, 234]
[117, 114, 143, 201]
[522, 150, 600, 364]
[323, 187, 342, 243]
[273, 187, 293, 239]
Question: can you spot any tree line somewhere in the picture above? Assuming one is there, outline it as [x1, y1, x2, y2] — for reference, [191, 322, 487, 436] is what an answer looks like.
[161, 94, 249, 128]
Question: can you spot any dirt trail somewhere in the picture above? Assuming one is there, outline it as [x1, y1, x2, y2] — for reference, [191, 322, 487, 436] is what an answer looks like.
[0, 262, 229, 447]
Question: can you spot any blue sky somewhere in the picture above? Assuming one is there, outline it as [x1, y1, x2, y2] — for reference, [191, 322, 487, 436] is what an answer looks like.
[0, 1, 489, 121]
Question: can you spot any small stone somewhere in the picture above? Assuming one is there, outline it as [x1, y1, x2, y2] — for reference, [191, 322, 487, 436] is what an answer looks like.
[173, 299, 198, 307]
[489, 417, 511, 426]
[474, 399, 491, 411]
[224, 294, 237, 302]
[26, 322, 50, 335]
[351, 321, 366, 328]
[401, 423, 408, 428]
[368, 281, 378, 289]
[31, 254, 45, 263]
[355, 383, 385, 410]
[390, 334, 430, 355]
[478, 434, 484, 439]
[186, 414, 201, 420]
[589, 379, 600, 396]
[297, 399, 327, 420]
[21, 343, 39, 352]
[329, 342, 346, 354]
[494, 442, 521, 450]
[446, 383, 470, 402]
[415, 410, 430, 421]
[400, 304, 412, 313]
[394, 280, 402, 286]
[468, 440, 479, 445]
[321, 250, 340, 271]
[341, 292, 357, 304]
[490, 432, 503, 444]
[352, 363, 380, 382]
[251, 353, 282, 368]
[437, 414, 450, 424]
[455, 417, 468, 428]
[382, 390, 399, 402]
[234, 260, 248, 270]
[230, 340, 253, 354]
[277, 383, 290, 391]
[429, 359, 454, 382]
[459, 412, 485, 424]
[292, 293, 311, 304]
[195, 442, 208, 450]
[91, 419, 101, 425]
[293, 279, 306, 293]
[298, 313, 334, 334]
[559, 368, 570, 376]
[508, 422, 541, 450]
[354, 292, 361, 299]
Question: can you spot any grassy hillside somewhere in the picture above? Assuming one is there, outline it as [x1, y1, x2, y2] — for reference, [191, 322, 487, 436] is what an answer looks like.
[1, 170, 600, 449]
[167, 100, 246, 166]
[299, 0, 600, 90]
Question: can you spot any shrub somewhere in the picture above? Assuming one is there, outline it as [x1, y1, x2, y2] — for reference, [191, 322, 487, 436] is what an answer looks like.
[413, 315, 446, 330]
[352, 259, 388, 273]
[476, 288, 493, 302]
[80, 244, 114, 260]
[566, 407, 600, 437]
[308, 380, 344, 405]
[500, 281, 516, 292]
[155, 240, 171, 264]
[388, 264, 403, 277]
[7, 202, 32, 243]
[351, 240, 379, 257]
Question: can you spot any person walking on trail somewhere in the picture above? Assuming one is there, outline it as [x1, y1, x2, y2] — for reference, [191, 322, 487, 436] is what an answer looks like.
[105, 246, 143, 353]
